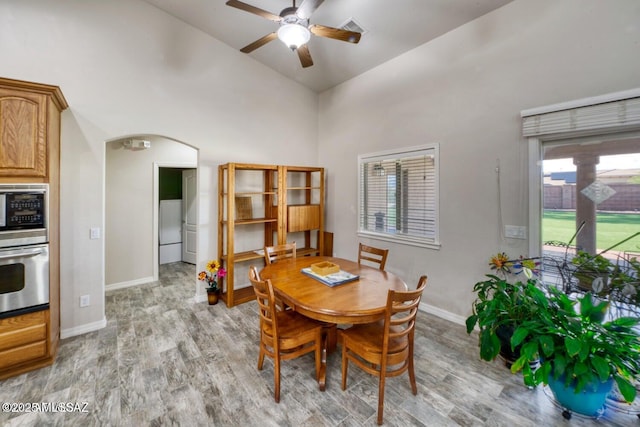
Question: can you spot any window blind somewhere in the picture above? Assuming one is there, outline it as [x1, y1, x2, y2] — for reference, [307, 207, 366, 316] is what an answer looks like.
[522, 96, 640, 138]
[358, 146, 439, 247]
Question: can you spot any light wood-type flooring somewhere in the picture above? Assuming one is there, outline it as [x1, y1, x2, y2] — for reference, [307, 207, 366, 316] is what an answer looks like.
[0, 262, 637, 426]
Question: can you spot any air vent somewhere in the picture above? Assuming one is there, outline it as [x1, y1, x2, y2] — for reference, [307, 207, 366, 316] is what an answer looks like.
[340, 17, 367, 35]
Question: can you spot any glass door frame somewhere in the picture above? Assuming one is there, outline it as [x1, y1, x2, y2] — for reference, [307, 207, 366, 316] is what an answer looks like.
[527, 130, 640, 258]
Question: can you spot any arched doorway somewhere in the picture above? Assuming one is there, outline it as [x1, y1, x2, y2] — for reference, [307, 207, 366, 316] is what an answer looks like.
[104, 135, 198, 291]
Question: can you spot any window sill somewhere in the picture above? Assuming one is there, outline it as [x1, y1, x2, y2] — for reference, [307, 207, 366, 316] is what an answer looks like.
[357, 231, 441, 250]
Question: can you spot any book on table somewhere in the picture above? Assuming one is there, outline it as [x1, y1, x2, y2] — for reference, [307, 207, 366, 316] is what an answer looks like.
[301, 268, 359, 287]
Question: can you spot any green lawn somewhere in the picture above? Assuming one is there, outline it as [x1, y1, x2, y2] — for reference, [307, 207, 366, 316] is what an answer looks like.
[543, 210, 640, 253]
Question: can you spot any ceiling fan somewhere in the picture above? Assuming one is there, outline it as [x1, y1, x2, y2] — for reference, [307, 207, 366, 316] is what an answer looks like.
[225, 0, 362, 68]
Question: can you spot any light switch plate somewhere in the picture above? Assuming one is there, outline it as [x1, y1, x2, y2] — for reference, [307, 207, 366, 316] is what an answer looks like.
[505, 225, 527, 239]
[90, 227, 100, 240]
[80, 295, 90, 307]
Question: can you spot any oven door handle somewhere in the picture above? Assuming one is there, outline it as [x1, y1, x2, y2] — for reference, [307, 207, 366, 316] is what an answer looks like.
[0, 247, 45, 259]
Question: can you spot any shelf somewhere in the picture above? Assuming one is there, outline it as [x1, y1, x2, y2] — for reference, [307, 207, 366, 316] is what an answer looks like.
[219, 163, 324, 308]
[298, 247, 321, 257]
[221, 218, 277, 226]
[284, 165, 323, 172]
[220, 163, 278, 171]
[221, 250, 265, 263]
[225, 191, 277, 196]
[221, 247, 320, 263]
[221, 286, 255, 306]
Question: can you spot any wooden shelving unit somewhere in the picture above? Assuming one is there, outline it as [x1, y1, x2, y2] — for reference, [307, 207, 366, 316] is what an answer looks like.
[218, 163, 324, 307]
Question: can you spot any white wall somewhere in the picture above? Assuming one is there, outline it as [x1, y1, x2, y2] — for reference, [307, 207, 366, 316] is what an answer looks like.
[3, 0, 639, 335]
[0, 0, 318, 337]
[105, 136, 197, 287]
[318, 0, 640, 322]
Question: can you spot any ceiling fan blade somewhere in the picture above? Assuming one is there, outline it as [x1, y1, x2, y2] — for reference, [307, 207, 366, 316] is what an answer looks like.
[297, 45, 313, 68]
[296, 0, 324, 20]
[240, 32, 278, 53]
[309, 24, 361, 44]
[225, 0, 282, 22]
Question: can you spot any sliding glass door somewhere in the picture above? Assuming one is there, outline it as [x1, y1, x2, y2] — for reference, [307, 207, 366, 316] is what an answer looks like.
[539, 137, 640, 299]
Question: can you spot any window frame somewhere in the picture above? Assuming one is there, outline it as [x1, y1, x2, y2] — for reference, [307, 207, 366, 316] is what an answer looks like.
[357, 144, 441, 250]
[523, 88, 640, 257]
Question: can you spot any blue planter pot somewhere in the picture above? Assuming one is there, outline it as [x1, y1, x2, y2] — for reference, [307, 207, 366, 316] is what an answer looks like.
[548, 375, 614, 417]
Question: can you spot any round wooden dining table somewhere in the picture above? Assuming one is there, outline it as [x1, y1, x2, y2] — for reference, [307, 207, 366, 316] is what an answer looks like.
[260, 255, 408, 390]
[259, 255, 408, 324]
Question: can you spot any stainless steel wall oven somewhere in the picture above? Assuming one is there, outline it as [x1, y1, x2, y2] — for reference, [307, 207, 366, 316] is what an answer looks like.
[0, 184, 50, 317]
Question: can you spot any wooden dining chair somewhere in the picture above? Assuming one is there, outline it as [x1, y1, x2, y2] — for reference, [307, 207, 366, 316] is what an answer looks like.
[264, 242, 296, 265]
[358, 243, 389, 271]
[248, 266, 323, 403]
[338, 275, 428, 425]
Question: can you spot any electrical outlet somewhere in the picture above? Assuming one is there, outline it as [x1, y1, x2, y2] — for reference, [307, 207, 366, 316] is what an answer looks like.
[80, 295, 90, 307]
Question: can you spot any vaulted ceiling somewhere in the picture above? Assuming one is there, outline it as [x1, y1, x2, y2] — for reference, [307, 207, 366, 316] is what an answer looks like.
[143, 0, 513, 92]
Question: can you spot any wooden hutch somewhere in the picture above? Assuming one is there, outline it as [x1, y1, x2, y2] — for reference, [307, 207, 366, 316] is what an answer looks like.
[218, 163, 325, 307]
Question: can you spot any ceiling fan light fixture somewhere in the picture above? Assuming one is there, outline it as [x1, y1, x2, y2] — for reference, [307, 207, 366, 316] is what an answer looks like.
[277, 23, 311, 50]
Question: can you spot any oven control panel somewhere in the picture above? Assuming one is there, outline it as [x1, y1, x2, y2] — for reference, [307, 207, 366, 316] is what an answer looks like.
[5, 193, 44, 228]
[0, 189, 47, 231]
[7, 195, 44, 226]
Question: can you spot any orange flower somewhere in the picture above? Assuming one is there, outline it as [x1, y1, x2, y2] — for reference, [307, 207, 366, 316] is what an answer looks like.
[489, 252, 511, 273]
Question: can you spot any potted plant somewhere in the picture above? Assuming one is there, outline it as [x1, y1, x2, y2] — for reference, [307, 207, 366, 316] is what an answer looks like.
[612, 256, 640, 304]
[509, 289, 640, 417]
[198, 260, 226, 305]
[571, 250, 640, 305]
[466, 253, 544, 365]
[571, 250, 614, 294]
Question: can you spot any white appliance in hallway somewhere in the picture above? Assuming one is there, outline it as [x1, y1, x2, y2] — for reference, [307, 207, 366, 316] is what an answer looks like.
[159, 199, 182, 264]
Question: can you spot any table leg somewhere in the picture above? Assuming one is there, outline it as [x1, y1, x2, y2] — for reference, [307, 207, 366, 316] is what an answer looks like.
[319, 331, 327, 391]
[318, 324, 338, 391]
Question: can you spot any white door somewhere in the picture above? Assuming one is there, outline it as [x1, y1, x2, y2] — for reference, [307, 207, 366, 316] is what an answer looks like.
[159, 199, 183, 264]
[182, 169, 197, 264]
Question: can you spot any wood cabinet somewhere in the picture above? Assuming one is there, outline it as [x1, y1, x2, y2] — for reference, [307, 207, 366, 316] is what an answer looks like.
[0, 310, 49, 374]
[0, 77, 67, 380]
[218, 163, 325, 307]
[0, 78, 66, 181]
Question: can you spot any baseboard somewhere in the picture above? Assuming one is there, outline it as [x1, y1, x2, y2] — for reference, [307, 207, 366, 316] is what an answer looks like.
[60, 317, 107, 339]
[420, 303, 466, 326]
[105, 276, 154, 292]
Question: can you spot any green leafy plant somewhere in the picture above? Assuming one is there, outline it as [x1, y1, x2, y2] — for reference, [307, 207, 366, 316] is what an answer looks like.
[571, 251, 613, 293]
[571, 250, 640, 303]
[571, 250, 612, 274]
[509, 290, 640, 403]
[465, 275, 548, 362]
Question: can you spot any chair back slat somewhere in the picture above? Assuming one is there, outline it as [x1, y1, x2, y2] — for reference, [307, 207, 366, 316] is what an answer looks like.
[264, 242, 297, 265]
[249, 266, 278, 339]
[338, 274, 428, 425]
[248, 265, 324, 403]
[357, 243, 389, 271]
[382, 276, 427, 348]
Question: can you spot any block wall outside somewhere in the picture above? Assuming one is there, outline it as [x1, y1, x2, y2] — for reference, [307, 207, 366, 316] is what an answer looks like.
[544, 184, 640, 211]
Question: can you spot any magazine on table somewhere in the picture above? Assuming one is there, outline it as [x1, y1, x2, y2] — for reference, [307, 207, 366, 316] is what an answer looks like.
[301, 268, 359, 287]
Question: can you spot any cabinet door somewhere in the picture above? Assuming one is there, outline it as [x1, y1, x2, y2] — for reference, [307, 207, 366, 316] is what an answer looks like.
[0, 88, 48, 178]
[0, 310, 48, 370]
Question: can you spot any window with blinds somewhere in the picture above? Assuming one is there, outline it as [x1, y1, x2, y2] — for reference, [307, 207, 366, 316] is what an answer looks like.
[358, 145, 440, 248]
